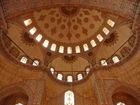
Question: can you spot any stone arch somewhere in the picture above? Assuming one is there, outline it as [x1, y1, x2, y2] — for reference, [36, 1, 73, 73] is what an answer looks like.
[0, 92, 28, 105]
[112, 91, 139, 105]
[0, 82, 34, 105]
[105, 81, 140, 105]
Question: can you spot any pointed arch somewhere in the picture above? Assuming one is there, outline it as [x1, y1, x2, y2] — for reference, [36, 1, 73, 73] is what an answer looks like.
[64, 90, 74, 105]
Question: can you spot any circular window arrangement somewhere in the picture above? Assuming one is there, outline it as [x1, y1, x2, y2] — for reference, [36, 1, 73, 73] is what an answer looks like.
[49, 67, 91, 83]
[16, 103, 23, 105]
[19, 56, 40, 66]
[0, 5, 138, 86]
[48, 56, 92, 84]
[22, 6, 116, 54]
[117, 102, 125, 105]
[23, 17, 115, 54]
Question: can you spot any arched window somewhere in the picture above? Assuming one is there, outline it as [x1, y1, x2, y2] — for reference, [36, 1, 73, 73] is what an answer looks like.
[107, 19, 115, 27]
[57, 73, 63, 80]
[16, 103, 23, 105]
[43, 40, 49, 48]
[83, 44, 89, 51]
[32, 60, 39, 66]
[75, 46, 80, 53]
[103, 27, 110, 35]
[112, 56, 120, 63]
[29, 27, 37, 35]
[59, 46, 64, 53]
[24, 19, 32, 26]
[50, 68, 55, 74]
[90, 40, 96, 47]
[67, 76, 73, 82]
[100, 59, 108, 66]
[85, 68, 90, 74]
[64, 91, 74, 105]
[36, 34, 42, 42]
[67, 47, 72, 54]
[117, 102, 125, 105]
[20, 57, 28, 64]
[77, 74, 83, 80]
[97, 34, 104, 42]
[50, 43, 57, 51]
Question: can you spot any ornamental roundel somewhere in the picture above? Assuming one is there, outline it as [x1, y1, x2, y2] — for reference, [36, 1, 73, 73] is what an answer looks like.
[60, 6, 80, 17]
[104, 31, 118, 46]
[20, 32, 35, 46]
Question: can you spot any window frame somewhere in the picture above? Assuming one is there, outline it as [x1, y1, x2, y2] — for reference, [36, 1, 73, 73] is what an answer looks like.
[67, 75, 73, 82]
[32, 59, 40, 66]
[64, 90, 74, 105]
[112, 55, 120, 63]
[20, 56, 28, 64]
[77, 73, 83, 80]
[57, 73, 63, 80]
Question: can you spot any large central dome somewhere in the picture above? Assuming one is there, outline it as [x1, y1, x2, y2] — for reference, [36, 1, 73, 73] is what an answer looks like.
[19, 6, 117, 54]
[0, 3, 137, 85]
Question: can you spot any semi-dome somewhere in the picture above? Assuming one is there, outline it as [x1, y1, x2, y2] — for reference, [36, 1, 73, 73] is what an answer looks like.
[0, 1, 140, 105]
[0, 4, 138, 84]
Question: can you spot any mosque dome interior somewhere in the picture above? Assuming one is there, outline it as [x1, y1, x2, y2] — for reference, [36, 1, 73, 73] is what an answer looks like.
[0, 0, 140, 105]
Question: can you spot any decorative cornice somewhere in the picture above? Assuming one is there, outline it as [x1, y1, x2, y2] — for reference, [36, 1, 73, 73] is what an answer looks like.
[2, 1, 136, 20]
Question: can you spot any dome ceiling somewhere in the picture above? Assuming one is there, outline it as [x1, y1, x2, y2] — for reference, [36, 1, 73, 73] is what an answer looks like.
[20, 6, 118, 54]
[0, 2, 139, 85]
[48, 56, 92, 83]
[33, 6, 104, 44]
[49, 56, 90, 71]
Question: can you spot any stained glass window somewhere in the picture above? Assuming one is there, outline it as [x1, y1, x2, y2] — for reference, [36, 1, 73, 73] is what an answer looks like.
[50, 68, 55, 74]
[86, 68, 90, 74]
[57, 73, 63, 80]
[75, 46, 80, 53]
[107, 19, 115, 27]
[77, 74, 83, 80]
[43, 40, 49, 48]
[20, 57, 28, 64]
[32, 60, 39, 66]
[101, 59, 108, 66]
[24, 19, 32, 26]
[29, 27, 37, 35]
[83, 44, 89, 51]
[97, 34, 104, 42]
[36, 34, 42, 42]
[117, 102, 125, 105]
[103, 27, 110, 35]
[90, 40, 96, 47]
[67, 76, 73, 82]
[64, 91, 74, 105]
[50, 43, 57, 51]
[16, 103, 23, 105]
[67, 47, 72, 54]
[59, 46, 64, 53]
[112, 56, 120, 63]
